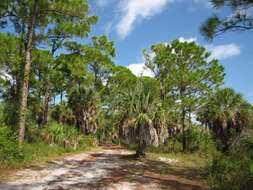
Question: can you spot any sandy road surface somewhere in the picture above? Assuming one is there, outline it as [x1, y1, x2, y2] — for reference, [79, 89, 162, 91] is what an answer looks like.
[0, 144, 205, 190]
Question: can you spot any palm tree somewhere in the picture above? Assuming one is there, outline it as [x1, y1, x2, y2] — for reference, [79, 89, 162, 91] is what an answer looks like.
[51, 101, 76, 126]
[114, 80, 163, 158]
[68, 86, 101, 134]
[198, 88, 252, 152]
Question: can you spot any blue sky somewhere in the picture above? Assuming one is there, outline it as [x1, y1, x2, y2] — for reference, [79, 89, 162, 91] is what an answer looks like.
[88, 0, 253, 103]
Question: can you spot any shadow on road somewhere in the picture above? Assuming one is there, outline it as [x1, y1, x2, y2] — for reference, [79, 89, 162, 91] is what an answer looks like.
[0, 144, 206, 190]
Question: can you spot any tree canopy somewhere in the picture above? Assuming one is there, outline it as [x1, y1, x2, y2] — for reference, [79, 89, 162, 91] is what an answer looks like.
[144, 39, 225, 151]
[200, 0, 253, 40]
[198, 88, 253, 152]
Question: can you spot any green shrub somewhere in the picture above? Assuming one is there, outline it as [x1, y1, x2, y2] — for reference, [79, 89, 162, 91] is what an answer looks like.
[40, 122, 98, 150]
[207, 153, 253, 190]
[0, 126, 24, 168]
[0, 102, 4, 123]
[0, 124, 97, 169]
[42, 122, 79, 143]
[51, 102, 76, 126]
[2, 101, 20, 130]
[21, 141, 71, 165]
[239, 138, 253, 159]
[78, 135, 97, 150]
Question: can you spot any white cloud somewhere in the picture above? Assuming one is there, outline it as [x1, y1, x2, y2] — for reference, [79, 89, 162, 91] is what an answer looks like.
[105, 22, 113, 35]
[116, 0, 174, 39]
[206, 44, 240, 60]
[127, 63, 154, 77]
[178, 37, 197, 43]
[127, 39, 240, 80]
[176, 38, 240, 60]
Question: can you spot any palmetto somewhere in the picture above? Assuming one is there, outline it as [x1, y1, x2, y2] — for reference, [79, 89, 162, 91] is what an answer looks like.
[114, 80, 161, 157]
[198, 88, 252, 152]
[68, 86, 101, 135]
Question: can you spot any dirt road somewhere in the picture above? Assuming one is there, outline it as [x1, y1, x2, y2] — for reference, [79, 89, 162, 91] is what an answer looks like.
[0, 144, 205, 190]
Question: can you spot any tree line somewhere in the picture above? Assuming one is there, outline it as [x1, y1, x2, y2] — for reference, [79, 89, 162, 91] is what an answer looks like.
[0, 0, 252, 159]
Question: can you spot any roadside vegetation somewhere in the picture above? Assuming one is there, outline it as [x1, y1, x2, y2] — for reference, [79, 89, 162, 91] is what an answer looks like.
[0, 0, 253, 190]
[0, 122, 98, 169]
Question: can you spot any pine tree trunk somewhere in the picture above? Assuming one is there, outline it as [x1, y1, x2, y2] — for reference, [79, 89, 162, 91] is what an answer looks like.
[43, 77, 53, 125]
[188, 111, 192, 129]
[43, 42, 57, 126]
[179, 88, 187, 152]
[160, 82, 165, 101]
[60, 91, 63, 102]
[182, 106, 186, 152]
[18, 0, 38, 149]
[118, 126, 121, 145]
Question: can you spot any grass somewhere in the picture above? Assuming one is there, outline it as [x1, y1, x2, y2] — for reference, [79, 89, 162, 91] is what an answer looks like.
[119, 141, 211, 176]
[147, 151, 209, 168]
[119, 140, 214, 170]
[0, 141, 102, 181]
[0, 122, 102, 168]
[119, 138, 253, 190]
[117, 143, 209, 189]
[21, 141, 100, 166]
[145, 151, 211, 188]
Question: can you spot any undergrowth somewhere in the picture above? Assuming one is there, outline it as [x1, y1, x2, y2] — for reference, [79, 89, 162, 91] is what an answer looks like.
[206, 137, 253, 190]
[0, 123, 99, 170]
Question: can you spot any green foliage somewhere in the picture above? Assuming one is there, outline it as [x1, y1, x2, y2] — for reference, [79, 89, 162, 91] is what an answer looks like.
[0, 0, 99, 147]
[78, 135, 97, 150]
[207, 154, 253, 190]
[21, 141, 70, 165]
[0, 126, 24, 168]
[113, 79, 162, 157]
[68, 86, 101, 115]
[240, 138, 253, 159]
[0, 103, 4, 123]
[41, 122, 79, 143]
[145, 125, 214, 154]
[198, 88, 253, 152]
[108, 65, 137, 92]
[144, 39, 225, 109]
[207, 129, 253, 190]
[1, 100, 20, 129]
[114, 79, 160, 121]
[0, 122, 98, 169]
[68, 85, 101, 134]
[144, 39, 225, 151]
[51, 102, 76, 126]
[185, 127, 214, 151]
[7, 141, 86, 169]
[200, 0, 253, 40]
[95, 110, 117, 142]
[200, 15, 221, 40]
[0, 5, 252, 184]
